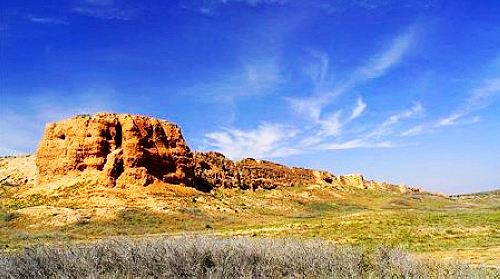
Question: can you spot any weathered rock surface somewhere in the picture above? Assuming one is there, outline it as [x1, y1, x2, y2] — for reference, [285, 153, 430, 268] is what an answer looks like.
[0, 155, 37, 187]
[194, 152, 336, 190]
[36, 113, 195, 188]
[34, 113, 421, 193]
[336, 174, 365, 188]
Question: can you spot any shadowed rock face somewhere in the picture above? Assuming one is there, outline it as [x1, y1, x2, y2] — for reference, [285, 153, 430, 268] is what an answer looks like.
[193, 152, 336, 190]
[36, 113, 195, 188]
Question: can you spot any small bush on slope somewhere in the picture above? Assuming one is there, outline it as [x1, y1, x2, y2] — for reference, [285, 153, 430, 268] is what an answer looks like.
[1, 236, 497, 278]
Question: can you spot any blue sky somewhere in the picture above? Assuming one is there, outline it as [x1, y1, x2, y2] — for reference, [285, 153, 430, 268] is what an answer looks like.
[1, 0, 499, 194]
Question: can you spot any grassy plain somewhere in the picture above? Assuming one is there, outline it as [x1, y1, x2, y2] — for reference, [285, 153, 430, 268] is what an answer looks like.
[1, 178, 498, 266]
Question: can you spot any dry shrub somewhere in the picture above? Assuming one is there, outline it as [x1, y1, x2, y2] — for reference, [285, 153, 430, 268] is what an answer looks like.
[1, 236, 497, 278]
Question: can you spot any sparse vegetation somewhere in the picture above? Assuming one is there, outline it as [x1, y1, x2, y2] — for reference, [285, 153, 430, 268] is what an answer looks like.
[1, 236, 497, 278]
[1, 184, 499, 266]
[0, 209, 18, 223]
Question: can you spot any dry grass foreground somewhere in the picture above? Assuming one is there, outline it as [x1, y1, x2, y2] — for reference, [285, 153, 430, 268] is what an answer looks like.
[1, 155, 499, 268]
[1, 236, 498, 278]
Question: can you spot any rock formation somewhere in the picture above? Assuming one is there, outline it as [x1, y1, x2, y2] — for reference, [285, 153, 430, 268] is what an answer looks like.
[0, 155, 37, 187]
[336, 174, 365, 188]
[36, 113, 195, 188]
[34, 113, 421, 193]
[194, 151, 336, 190]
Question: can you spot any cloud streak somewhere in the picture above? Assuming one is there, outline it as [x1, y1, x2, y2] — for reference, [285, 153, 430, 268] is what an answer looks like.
[437, 78, 500, 127]
[368, 102, 423, 138]
[349, 97, 367, 120]
[287, 27, 416, 125]
[72, 0, 136, 20]
[27, 15, 67, 24]
[203, 123, 299, 159]
[203, 100, 421, 160]
[182, 59, 284, 104]
[201, 27, 420, 160]
[360, 30, 414, 79]
[400, 78, 500, 137]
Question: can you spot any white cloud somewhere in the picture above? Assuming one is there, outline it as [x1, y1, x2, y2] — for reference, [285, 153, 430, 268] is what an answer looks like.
[437, 78, 500, 127]
[73, 0, 135, 20]
[317, 111, 342, 136]
[287, 97, 325, 121]
[201, 27, 418, 160]
[219, 0, 288, 6]
[27, 15, 67, 24]
[287, 27, 415, 125]
[399, 78, 499, 138]
[183, 59, 284, 104]
[360, 29, 415, 79]
[436, 112, 464, 127]
[245, 60, 284, 91]
[202, 121, 394, 160]
[317, 138, 392, 150]
[201, 101, 422, 160]
[401, 125, 425, 136]
[383, 102, 423, 127]
[368, 102, 423, 138]
[203, 123, 299, 160]
[349, 97, 367, 120]
[83, 0, 114, 5]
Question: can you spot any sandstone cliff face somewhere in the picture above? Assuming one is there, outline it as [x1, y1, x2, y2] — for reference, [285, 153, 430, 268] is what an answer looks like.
[36, 113, 195, 188]
[194, 152, 335, 190]
[35, 113, 421, 193]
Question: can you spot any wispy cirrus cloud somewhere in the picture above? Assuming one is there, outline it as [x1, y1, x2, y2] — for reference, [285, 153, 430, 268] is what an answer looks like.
[27, 15, 67, 24]
[72, 0, 136, 20]
[183, 59, 284, 103]
[317, 110, 343, 136]
[437, 78, 500, 127]
[183, 0, 287, 15]
[201, 27, 420, 160]
[202, 99, 419, 160]
[368, 102, 423, 138]
[360, 29, 414, 79]
[288, 27, 416, 124]
[204, 123, 300, 159]
[220, 0, 288, 6]
[400, 125, 426, 137]
[349, 97, 367, 120]
[400, 78, 500, 137]
[317, 138, 392, 151]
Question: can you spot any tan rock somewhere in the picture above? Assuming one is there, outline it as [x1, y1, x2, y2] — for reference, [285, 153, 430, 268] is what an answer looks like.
[33, 113, 423, 193]
[36, 113, 195, 188]
[194, 151, 336, 190]
[336, 173, 365, 188]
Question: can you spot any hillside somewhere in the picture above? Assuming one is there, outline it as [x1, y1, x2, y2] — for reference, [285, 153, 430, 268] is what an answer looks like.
[1, 154, 499, 266]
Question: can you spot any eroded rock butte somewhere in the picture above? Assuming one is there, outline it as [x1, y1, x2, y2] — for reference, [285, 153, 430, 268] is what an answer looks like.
[36, 113, 195, 188]
[35, 113, 421, 193]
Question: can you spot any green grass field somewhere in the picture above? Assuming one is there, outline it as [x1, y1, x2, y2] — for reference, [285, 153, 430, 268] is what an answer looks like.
[1, 182, 498, 266]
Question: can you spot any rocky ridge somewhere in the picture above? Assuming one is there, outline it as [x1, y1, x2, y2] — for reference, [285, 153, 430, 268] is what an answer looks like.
[193, 151, 335, 190]
[33, 113, 421, 193]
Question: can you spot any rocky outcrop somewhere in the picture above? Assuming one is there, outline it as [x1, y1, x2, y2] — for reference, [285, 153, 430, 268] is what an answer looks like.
[34, 113, 421, 193]
[36, 113, 195, 188]
[0, 155, 37, 187]
[194, 152, 335, 190]
[336, 174, 365, 188]
[334, 174, 422, 192]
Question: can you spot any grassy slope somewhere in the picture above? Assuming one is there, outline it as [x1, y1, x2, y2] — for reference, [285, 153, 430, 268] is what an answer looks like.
[1, 180, 499, 266]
